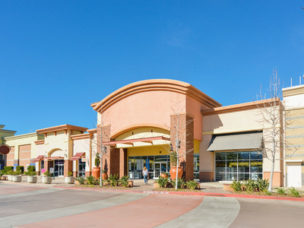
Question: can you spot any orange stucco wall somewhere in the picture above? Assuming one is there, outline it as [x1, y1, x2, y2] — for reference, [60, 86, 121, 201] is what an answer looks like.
[101, 90, 186, 137]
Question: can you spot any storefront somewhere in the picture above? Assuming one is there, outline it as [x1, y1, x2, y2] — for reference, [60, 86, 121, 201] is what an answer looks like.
[128, 155, 170, 179]
[215, 151, 263, 181]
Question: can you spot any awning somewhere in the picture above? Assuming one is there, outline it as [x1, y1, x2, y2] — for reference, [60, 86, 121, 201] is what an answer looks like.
[207, 132, 263, 151]
[103, 136, 170, 146]
[71, 152, 85, 161]
[32, 155, 44, 162]
[45, 156, 64, 160]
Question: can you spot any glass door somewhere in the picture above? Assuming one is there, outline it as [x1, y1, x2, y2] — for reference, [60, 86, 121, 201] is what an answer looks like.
[79, 160, 86, 177]
[154, 162, 168, 179]
[54, 160, 64, 177]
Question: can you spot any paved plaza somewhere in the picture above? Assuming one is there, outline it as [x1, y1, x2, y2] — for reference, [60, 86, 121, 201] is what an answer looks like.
[0, 182, 304, 228]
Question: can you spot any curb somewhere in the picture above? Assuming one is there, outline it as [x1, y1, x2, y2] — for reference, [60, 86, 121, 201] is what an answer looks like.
[54, 185, 304, 202]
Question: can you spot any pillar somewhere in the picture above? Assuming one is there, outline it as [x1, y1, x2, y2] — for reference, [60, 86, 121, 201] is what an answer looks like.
[64, 160, 73, 177]
[119, 148, 127, 178]
[170, 114, 194, 181]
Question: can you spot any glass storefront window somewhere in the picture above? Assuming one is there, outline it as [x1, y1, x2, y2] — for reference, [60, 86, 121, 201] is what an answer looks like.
[128, 155, 170, 179]
[193, 154, 200, 179]
[215, 151, 263, 181]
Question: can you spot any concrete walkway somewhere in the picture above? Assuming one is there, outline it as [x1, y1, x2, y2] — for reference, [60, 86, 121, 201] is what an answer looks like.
[157, 196, 240, 228]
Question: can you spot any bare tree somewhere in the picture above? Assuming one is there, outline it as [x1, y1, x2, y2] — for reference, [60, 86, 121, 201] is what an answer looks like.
[258, 70, 282, 191]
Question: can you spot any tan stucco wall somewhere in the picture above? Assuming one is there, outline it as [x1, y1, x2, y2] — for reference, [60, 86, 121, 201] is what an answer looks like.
[73, 138, 90, 172]
[201, 106, 282, 175]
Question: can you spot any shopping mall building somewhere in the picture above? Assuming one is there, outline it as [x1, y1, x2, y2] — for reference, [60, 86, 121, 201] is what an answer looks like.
[1, 79, 304, 188]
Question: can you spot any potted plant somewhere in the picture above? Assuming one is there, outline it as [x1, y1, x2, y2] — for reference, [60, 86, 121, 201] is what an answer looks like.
[25, 166, 37, 183]
[42, 170, 52, 184]
[65, 171, 74, 184]
[169, 151, 183, 180]
[92, 153, 100, 179]
[12, 170, 22, 182]
[160, 172, 168, 178]
[101, 169, 108, 180]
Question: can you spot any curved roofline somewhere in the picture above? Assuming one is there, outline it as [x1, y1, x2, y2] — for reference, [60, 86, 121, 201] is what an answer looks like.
[91, 79, 221, 113]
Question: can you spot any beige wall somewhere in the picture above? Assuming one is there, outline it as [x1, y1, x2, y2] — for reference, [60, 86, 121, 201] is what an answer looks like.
[201, 106, 282, 176]
[5, 133, 40, 170]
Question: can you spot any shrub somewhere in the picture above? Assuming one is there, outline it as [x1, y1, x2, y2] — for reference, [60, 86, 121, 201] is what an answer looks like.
[2, 166, 13, 175]
[157, 177, 169, 188]
[86, 176, 95, 185]
[43, 171, 51, 177]
[277, 188, 286, 195]
[289, 188, 300, 197]
[231, 180, 242, 192]
[245, 179, 257, 192]
[171, 178, 186, 189]
[15, 166, 24, 175]
[256, 179, 269, 192]
[120, 176, 129, 187]
[27, 166, 35, 173]
[95, 153, 100, 167]
[68, 171, 73, 177]
[76, 177, 85, 184]
[108, 174, 119, 186]
[186, 180, 198, 190]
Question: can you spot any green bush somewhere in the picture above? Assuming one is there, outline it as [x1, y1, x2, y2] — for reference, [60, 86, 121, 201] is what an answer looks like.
[108, 174, 119, 186]
[76, 177, 85, 185]
[86, 176, 95, 185]
[277, 188, 286, 195]
[157, 177, 169, 188]
[95, 153, 100, 167]
[256, 179, 269, 192]
[231, 180, 242, 192]
[27, 166, 35, 172]
[186, 180, 198, 190]
[289, 188, 300, 197]
[120, 176, 129, 187]
[43, 171, 51, 177]
[68, 171, 73, 177]
[3, 166, 13, 174]
[171, 178, 186, 189]
[16, 166, 24, 174]
[245, 179, 257, 192]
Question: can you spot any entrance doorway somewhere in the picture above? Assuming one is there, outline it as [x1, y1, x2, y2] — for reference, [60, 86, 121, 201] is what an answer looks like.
[128, 155, 170, 179]
[154, 162, 168, 179]
[54, 160, 64, 177]
[287, 164, 302, 187]
[79, 160, 86, 177]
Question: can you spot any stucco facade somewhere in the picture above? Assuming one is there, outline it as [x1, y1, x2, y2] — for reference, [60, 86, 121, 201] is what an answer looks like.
[2, 79, 304, 188]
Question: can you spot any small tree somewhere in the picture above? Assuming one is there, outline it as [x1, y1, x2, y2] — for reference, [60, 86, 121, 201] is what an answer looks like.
[95, 153, 100, 167]
[258, 70, 282, 191]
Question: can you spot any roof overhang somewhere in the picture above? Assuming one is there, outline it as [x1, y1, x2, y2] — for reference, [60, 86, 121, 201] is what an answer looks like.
[103, 136, 170, 146]
[37, 124, 88, 134]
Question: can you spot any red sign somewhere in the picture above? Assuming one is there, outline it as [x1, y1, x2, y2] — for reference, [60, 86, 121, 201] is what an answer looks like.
[0, 145, 10, 155]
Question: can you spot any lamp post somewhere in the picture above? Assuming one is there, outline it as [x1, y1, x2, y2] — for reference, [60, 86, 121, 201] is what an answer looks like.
[99, 146, 107, 187]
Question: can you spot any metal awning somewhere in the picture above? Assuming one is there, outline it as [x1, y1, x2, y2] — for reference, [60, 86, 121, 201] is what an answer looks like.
[71, 152, 85, 161]
[32, 155, 44, 162]
[103, 136, 170, 146]
[207, 132, 263, 151]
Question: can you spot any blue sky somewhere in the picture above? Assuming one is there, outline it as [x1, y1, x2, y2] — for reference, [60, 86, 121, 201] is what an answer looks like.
[1, 1, 304, 134]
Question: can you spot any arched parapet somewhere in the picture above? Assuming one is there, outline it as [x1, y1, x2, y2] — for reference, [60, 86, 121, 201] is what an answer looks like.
[91, 79, 220, 113]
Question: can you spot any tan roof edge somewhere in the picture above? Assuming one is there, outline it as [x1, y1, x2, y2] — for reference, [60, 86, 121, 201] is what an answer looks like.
[87, 128, 97, 134]
[202, 98, 281, 116]
[71, 133, 90, 140]
[36, 124, 88, 134]
[91, 79, 221, 113]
